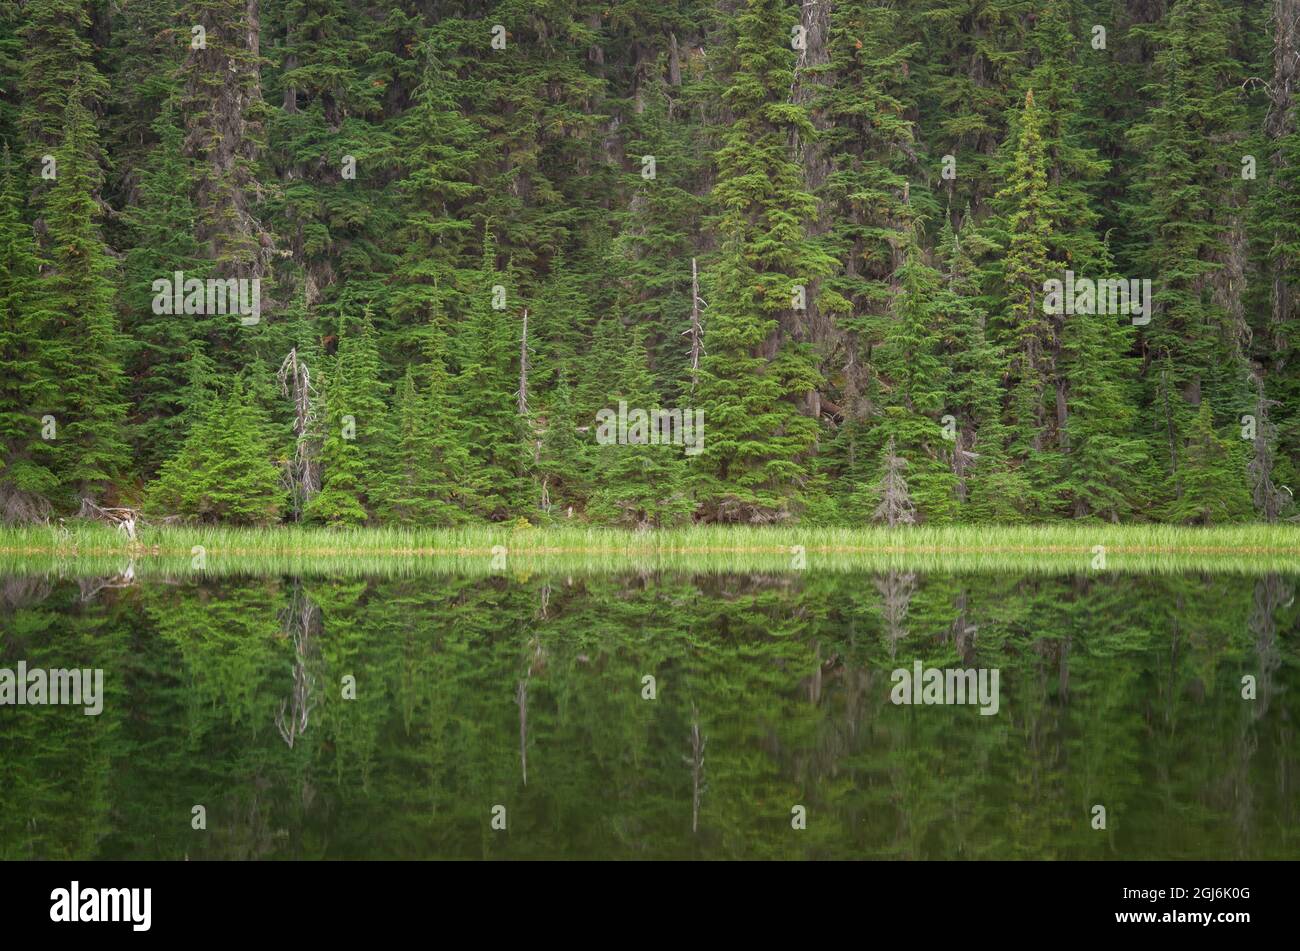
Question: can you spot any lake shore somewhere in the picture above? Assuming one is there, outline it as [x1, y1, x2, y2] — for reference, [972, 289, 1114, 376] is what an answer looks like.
[2, 522, 1297, 576]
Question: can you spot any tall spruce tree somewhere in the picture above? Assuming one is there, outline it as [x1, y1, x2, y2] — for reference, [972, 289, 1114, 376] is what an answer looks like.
[990, 88, 1062, 514]
[19, 0, 108, 164]
[454, 237, 530, 520]
[121, 101, 207, 475]
[386, 33, 482, 351]
[934, 214, 1028, 521]
[305, 307, 388, 525]
[149, 377, 284, 523]
[1126, 0, 1253, 506]
[1163, 399, 1254, 523]
[374, 345, 471, 526]
[856, 223, 959, 524]
[44, 81, 129, 504]
[534, 375, 589, 520]
[588, 327, 691, 527]
[694, 0, 831, 522]
[0, 148, 60, 521]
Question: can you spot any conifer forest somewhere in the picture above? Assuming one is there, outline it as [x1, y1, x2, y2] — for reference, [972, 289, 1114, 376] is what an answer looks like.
[1, 0, 1299, 529]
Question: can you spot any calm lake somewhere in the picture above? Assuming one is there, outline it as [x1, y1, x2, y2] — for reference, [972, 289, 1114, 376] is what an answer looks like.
[1, 569, 1296, 859]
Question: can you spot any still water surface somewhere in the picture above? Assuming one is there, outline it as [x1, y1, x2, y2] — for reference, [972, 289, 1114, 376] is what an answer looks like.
[1, 570, 1295, 859]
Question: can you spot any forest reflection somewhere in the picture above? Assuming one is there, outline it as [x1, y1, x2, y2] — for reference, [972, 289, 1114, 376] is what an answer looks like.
[1, 570, 1295, 859]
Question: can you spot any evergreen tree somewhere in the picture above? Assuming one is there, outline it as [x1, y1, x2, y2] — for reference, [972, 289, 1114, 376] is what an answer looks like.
[0, 5, 24, 147]
[1163, 400, 1253, 524]
[1251, 1, 1300, 516]
[607, 75, 706, 400]
[807, 0, 917, 356]
[0, 148, 60, 521]
[588, 327, 691, 528]
[803, 0, 919, 523]
[305, 308, 388, 525]
[121, 101, 206, 475]
[914, 0, 1028, 215]
[0, 0, 1288, 528]
[467, 1, 611, 278]
[574, 315, 630, 426]
[991, 88, 1061, 511]
[385, 33, 481, 349]
[1126, 0, 1252, 503]
[180, 0, 270, 315]
[44, 81, 129, 503]
[19, 0, 108, 162]
[981, 37, 1130, 519]
[857, 224, 959, 524]
[1057, 283, 1150, 521]
[453, 239, 530, 520]
[694, 0, 830, 522]
[149, 378, 284, 524]
[374, 335, 472, 526]
[534, 375, 588, 519]
[934, 214, 1028, 522]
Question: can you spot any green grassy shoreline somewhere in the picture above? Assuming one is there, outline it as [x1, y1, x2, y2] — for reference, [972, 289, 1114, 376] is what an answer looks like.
[1, 522, 1297, 577]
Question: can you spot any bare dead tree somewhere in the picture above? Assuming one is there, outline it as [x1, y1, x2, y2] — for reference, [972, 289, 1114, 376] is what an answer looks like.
[518, 308, 530, 416]
[516, 678, 529, 786]
[515, 636, 546, 786]
[0, 482, 51, 525]
[275, 584, 320, 748]
[78, 560, 137, 602]
[519, 310, 546, 482]
[1248, 381, 1287, 521]
[948, 590, 979, 668]
[875, 570, 917, 660]
[278, 348, 320, 519]
[77, 498, 145, 542]
[0, 577, 53, 612]
[872, 436, 917, 527]
[681, 258, 705, 396]
[950, 422, 981, 504]
[685, 705, 706, 834]
[1248, 573, 1290, 719]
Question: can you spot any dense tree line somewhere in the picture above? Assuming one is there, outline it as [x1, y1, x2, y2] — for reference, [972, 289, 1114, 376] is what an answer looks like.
[0, 0, 1298, 526]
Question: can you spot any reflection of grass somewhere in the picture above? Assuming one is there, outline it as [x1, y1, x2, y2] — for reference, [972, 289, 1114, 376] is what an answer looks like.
[1, 522, 1297, 577]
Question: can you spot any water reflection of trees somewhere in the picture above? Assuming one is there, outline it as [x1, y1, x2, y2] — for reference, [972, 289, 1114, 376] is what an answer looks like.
[275, 584, 320, 749]
[0, 570, 1296, 859]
